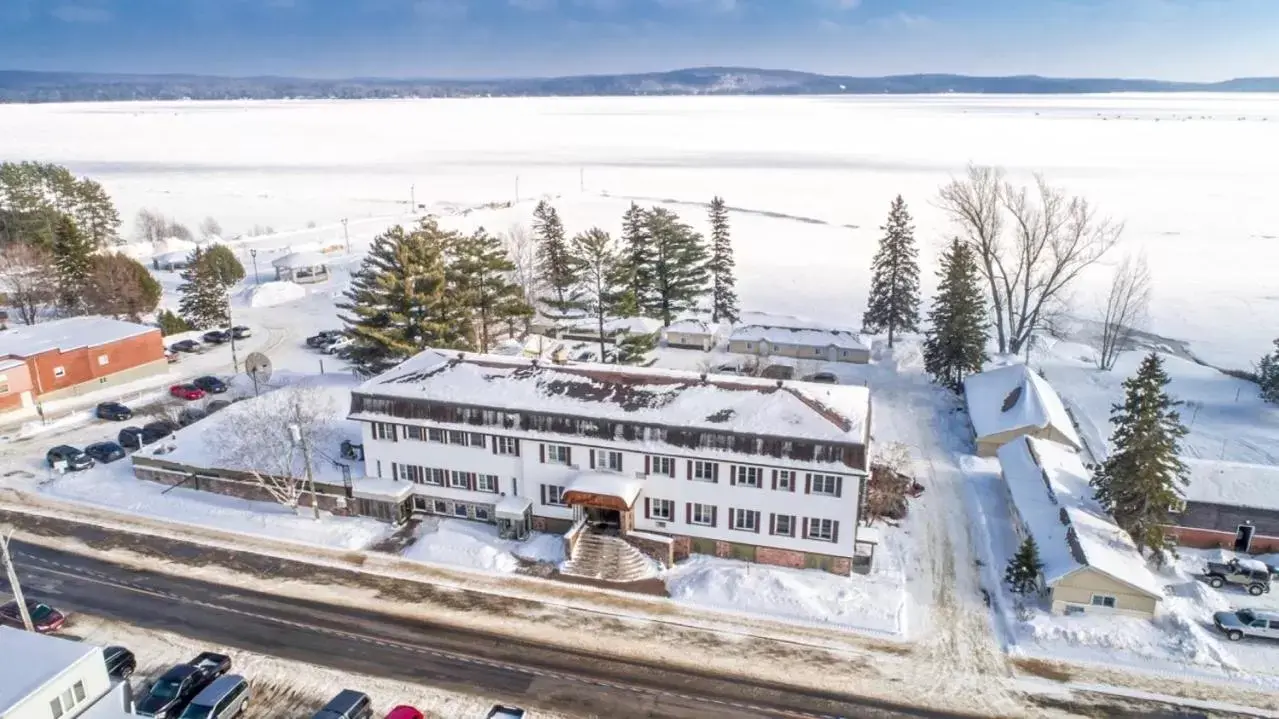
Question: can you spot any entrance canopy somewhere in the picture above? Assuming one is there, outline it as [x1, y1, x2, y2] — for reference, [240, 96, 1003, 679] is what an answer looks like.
[563, 472, 642, 510]
[495, 495, 532, 520]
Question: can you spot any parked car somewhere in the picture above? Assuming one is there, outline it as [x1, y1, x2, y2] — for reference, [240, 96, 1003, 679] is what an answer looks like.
[485, 706, 527, 719]
[1204, 558, 1271, 596]
[170, 339, 202, 353]
[323, 337, 353, 355]
[46, 445, 94, 471]
[230, 325, 252, 339]
[84, 441, 126, 464]
[118, 426, 146, 450]
[202, 330, 231, 345]
[0, 599, 66, 633]
[760, 364, 795, 380]
[192, 376, 228, 394]
[96, 401, 134, 421]
[713, 363, 741, 375]
[143, 420, 179, 441]
[802, 371, 839, 384]
[166, 349, 181, 364]
[104, 645, 137, 679]
[306, 330, 343, 348]
[178, 407, 208, 427]
[206, 399, 232, 414]
[385, 707, 424, 719]
[1213, 608, 1279, 642]
[312, 689, 373, 719]
[170, 384, 207, 401]
[136, 652, 231, 719]
[177, 674, 251, 719]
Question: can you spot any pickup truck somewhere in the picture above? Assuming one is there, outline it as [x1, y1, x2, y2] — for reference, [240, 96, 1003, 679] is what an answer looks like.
[135, 652, 231, 718]
[1203, 558, 1271, 596]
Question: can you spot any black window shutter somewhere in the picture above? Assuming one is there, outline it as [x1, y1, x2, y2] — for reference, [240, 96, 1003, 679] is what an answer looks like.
[711, 506, 718, 527]
[645, 456, 651, 475]
[566, 446, 573, 466]
[644, 498, 651, 519]
[491, 438, 499, 455]
[513, 439, 520, 457]
[728, 507, 735, 530]
[804, 473, 812, 494]
[802, 517, 809, 538]
[391, 462, 398, 481]
[589, 449, 596, 469]
[769, 513, 776, 535]
[540, 484, 547, 505]
[729, 466, 737, 486]
[771, 470, 777, 490]
[687, 460, 693, 479]
[835, 476, 843, 498]
[832, 521, 839, 543]
[712, 463, 719, 483]
[685, 503, 691, 524]
[539, 444, 546, 463]
[753, 511, 760, 533]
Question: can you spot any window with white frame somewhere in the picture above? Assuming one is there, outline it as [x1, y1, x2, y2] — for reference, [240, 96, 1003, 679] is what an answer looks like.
[730, 508, 760, 531]
[773, 514, 795, 537]
[475, 507, 490, 521]
[469, 432, 486, 447]
[476, 474, 498, 493]
[692, 461, 718, 482]
[810, 473, 840, 496]
[449, 470, 473, 489]
[448, 430, 467, 445]
[496, 436, 519, 455]
[433, 500, 448, 514]
[650, 456, 674, 477]
[426, 468, 446, 486]
[691, 503, 714, 526]
[454, 503, 469, 517]
[396, 464, 426, 483]
[428, 427, 445, 442]
[734, 466, 762, 488]
[53, 366, 65, 378]
[404, 425, 426, 441]
[97, 354, 109, 366]
[650, 498, 674, 521]
[601, 450, 623, 472]
[546, 444, 570, 465]
[776, 470, 795, 492]
[1090, 594, 1117, 609]
[545, 484, 567, 506]
[805, 518, 837, 542]
[371, 422, 396, 441]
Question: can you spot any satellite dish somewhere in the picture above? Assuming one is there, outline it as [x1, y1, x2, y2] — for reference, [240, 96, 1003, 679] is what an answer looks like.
[245, 352, 272, 384]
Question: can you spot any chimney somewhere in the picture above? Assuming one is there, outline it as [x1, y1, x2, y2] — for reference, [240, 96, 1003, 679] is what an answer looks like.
[699, 372, 708, 383]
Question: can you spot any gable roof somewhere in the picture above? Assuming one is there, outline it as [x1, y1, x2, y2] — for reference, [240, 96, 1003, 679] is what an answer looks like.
[1183, 459, 1279, 513]
[963, 364, 1081, 449]
[664, 318, 723, 335]
[728, 325, 868, 351]
[997, 435, 1163, 599]
[0, 316, 158, 358]
[353, 349, 871, 446]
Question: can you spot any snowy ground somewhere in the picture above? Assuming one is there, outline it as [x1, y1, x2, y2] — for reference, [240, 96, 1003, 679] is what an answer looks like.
[401, 517, 565, 573]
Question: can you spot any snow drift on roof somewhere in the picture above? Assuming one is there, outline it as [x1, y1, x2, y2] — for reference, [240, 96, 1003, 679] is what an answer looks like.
[998, 436, 1163, 599]
[664, 318, 723, 335]
[963, 363, 1081, 448]
[355, 349, 870, 445]
[565, 472, 643, 507]
[0, 316, 157, 358]
[1183, 459, 1279, 512]
[729, 325, 867, 351]
[270, 250, 330, 269]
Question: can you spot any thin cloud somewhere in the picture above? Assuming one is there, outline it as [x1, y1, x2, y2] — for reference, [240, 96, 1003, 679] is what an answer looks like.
[51, 3, 112, 22]
[510, 0, 556, 9]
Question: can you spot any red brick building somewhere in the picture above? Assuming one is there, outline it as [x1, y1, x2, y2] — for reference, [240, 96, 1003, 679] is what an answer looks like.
[0, 317, 167, 414]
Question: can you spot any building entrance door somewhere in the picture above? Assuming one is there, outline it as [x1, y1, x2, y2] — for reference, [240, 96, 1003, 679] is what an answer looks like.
[1235, 524, 1256, 553]
[585, 506, 621, 534]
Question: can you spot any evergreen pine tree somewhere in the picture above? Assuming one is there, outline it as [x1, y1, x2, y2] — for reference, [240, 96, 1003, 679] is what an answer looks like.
[52, 215, 94, 314]
[1258, 339, 1279, 404]
[156, 309, 191, 336]
[616, 331, 657, 365]
[862, 195, 921, 347]
[201, 244, 246, 287]
[571, 227, 620, 362]
[612, 202, 653, 318]
[176, 246, 230, 330]
[532, 200, 582, 319]
[706, 196, 739, 324]
[453, 227, 531, 353]
[1090, 352, 1190, 567]
[643, 207, 710, 326]
[1004, 535, 1045, 594]
[923, 238, 989, 391]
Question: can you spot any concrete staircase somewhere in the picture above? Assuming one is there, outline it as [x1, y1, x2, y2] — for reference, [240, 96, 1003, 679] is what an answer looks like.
[561, 530, 654, 582]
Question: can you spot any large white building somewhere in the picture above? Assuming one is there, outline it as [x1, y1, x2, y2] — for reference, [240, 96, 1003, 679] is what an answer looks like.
[349, 349, 875, 575]
[0, 627, 134, 719]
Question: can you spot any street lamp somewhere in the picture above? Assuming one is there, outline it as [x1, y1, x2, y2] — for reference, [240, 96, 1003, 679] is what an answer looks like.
[249, 248, 259, 285]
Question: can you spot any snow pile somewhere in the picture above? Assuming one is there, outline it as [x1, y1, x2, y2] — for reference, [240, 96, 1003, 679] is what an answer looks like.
[400, 518, 564, 573]
[245, 280, 307, 307]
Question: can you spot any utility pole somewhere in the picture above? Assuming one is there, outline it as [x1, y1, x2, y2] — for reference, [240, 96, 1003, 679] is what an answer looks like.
[226, 297, 239, 373]
[249, 248, 259, 285]
[341, 218, 350, 255]
[291, 424, 320, 520]
[0, 530, 35, 632]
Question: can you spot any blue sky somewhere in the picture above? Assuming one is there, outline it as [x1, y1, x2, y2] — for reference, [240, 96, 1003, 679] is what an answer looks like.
[1, 0, 1276, 80]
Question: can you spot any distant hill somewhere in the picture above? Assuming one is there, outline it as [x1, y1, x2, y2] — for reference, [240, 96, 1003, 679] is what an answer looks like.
[2, 67, 1278, 102]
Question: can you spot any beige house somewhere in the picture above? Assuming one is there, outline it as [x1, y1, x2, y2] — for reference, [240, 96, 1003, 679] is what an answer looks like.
[662, 319, 725, 351]
[272, 250, 331, 284]
[998, 435, 1163, 619]
[963, 363, 1082, 457]
[727, 324, 870, 364]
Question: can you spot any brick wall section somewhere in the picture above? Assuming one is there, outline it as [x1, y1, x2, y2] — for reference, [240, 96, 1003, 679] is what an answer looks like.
[756, 546, 806, 569]
[28, 329, 164, 397]
[671, 535, 691, 561]
[1169, 525, 1279, 554]
[0, 392, 24, 412]
[133, 464, 353, 513]
[714, 540, 731, 559]
[623, 533, 674, 567]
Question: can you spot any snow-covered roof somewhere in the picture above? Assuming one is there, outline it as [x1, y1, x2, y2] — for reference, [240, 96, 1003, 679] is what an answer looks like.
[154, 250, 192, 265]
[271, 250, 330, 269]
[963, 363, 1081, 448]
[998, 436, 1163, 599]
[556, 315, 663, 336]
[0, 627, 99, 711]
[0, 358, 27, 372]
[729, 325, 868, 351]
[736, 311, 839, 331]
[1183, 459, 1279, 512]
[664, 318, 723, 336]
[0, 316, 158, 358]
[495, 495, 533, 517]
[565, 472, 643, 507]
[354, 349, 871, 446]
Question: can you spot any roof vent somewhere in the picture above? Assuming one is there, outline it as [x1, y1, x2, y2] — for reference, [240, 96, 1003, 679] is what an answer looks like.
[699, 372, 708, 383]
[1001, 386, 1024, 412]
[531, 358, 539, 367]
[457, 351, 465, 360]
[776, 380, 784, 388]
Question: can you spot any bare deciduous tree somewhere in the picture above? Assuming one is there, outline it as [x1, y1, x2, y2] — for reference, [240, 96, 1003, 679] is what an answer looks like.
[208, 386, 339, 513]
[1095, 253, 1151, 371]
[135, 208, 168, 244]
[502, 223, 539, 325]
[866, 442, 915, 525]
[938, 165, 1123, 355]
[0, 243, 54, 325]
[199, 216, 223, 240]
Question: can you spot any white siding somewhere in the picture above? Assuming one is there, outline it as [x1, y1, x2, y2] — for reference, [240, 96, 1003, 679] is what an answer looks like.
[6, 649, 111, 719]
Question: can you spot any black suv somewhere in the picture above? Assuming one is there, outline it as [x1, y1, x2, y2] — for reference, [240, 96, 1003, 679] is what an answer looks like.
[104, 645, 137, 679]
[96, 402, 133, 421]
[192, 376, 227, 394]
[46, 445, 93, 471]
[202, 330, 230, 345]
[84, 441, 126, 464]
[230, 325, 251, 339]
[170, 339, 201, 353]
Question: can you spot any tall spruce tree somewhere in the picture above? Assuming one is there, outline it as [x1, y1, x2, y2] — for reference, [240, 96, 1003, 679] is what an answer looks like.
[338, 221, 460, 375]
[923, 238, 989, 391]
[1090, 352, 1189, 567]
[532, 200, 582, 319]
[571, 227, 620, 362]
[52, 215, 94, 314]
[643, 207, 710, 326]
[453, 227, 530, 353]
[176, 246, 230, 329]
[863, 195, 921, 347]
[1258, 339, 1279, 404]
[706, 196, 739, 324]
[612, 202, 653, 318]
[1004, 535, 1045, 594]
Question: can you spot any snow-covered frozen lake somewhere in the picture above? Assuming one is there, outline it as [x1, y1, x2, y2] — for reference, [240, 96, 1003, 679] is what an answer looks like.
[2, 94, 1277, 368]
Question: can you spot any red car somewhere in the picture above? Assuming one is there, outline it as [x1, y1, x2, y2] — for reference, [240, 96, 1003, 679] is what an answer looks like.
[170, 384, 206, 400]
[0, 599, 66, 633]
[385, 707, 424, 719]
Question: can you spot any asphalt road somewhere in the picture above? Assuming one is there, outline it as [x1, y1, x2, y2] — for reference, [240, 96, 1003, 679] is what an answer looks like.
[6, 539, 965, 719]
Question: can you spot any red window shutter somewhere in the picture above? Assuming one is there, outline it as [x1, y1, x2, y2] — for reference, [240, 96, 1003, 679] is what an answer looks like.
[589, 449, 596, 469]
[711, 506, 718, 527]
[391, 462, 398, 481]
[644, 498, 651, 519]
[686, 460, 693, 479]
[832, 521, 839, 543]
[728, 507, 735, 530]
[685, 503, 691, 524]
[804, 473, 812, 494]
[802, 517, 809, 538]
[566, 446, 573, 466]
[790, 473, 797, 493]
[729, 466, 737, 486]
[645, 456, 651, 475]
[771, 470, 777, 490]
[467, 473, 476, 491]
[540, 485, 547, 505]
[835, 476, 843, 498]
[539, 444, 546, 463]
[769, 513, 776, 535]
[753, 511, 760, 533]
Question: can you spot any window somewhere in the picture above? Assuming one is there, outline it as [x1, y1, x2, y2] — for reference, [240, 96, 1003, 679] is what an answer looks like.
[453, 503, 469, 517]
[692, 461, 718, 482]
[650, 498, 674, 521]
[772, 514, 795, 537]
[650, 456, 674, 477]
[1090, 594, 1117, 609]
[806, 518, 837, 542]
[53, 366, 65, 378]
[496, 436, 519, 455]
[545, 444, 570, 465]
[476, 474, 498, 493]
[372, 422, 398, 441]
[730, 508, 760, 532]
[427, 468, 446, 486]
[0, 384, 8, 394]
[691, 503, 715, 526]
[601, 450, 623, 472]
[448, 430, 467, 445]
[50, 697, 64, 719]
[433, 500, 448, 514]
[475, 507, 490, 521]
[775, 470, 795, 492]
[449, 471, 473, 489]
[809, 473, 840, 497]
[733, 466, 762, 488]
[97, 354, 109, 366]
[545, 484, 567, 506]
[397, 464, 427, 483]
[469, 433, 486, 448]
[404, 425, 426, 441]
[428, 428, 445, 443]
[72, 682, 85, 702]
